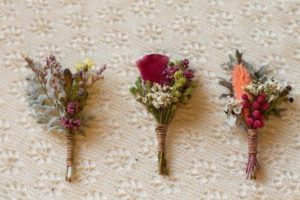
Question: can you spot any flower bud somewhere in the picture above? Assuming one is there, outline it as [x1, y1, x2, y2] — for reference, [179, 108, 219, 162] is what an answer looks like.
[181, 96, 189, 104]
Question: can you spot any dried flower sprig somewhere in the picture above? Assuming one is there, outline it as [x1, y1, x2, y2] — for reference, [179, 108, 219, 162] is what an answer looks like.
[23, 54, 106, 182]
[130, 54, 197, 175]
[219, 50, 294, 179]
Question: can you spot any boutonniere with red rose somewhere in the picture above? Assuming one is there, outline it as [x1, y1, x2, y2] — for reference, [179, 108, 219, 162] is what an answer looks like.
[219, 50, 294, 179]
[24, 55, 106, 182]
[130, 54, 197, 175]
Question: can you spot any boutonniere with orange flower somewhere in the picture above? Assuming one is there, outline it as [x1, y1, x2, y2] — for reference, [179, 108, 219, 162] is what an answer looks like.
[219, 50, 294, 179]
[130, 54, 197, 175]
[24, 55, 105, 182]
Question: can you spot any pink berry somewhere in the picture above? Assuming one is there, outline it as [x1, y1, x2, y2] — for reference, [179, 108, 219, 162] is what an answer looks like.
[242, 101, 250, 108]
[252, 101, 261, 110]
[246, 117, 254, 127]
[241, 93, 248, 101]
[257, 94, 266, 103]
[252, 110, 262, 119]
[253, 120, 262, 129]
[262, 103, 270, 111]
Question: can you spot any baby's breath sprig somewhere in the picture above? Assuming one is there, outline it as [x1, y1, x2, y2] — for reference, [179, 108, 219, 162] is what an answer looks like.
[24, 55, 106, 182]
[130, 54, 197, 175]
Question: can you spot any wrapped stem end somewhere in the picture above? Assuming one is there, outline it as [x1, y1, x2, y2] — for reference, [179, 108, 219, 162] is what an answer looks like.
[158, 152, 168, 175]
[246, 129, 259, 180]
[66, 166, 73, 182]
[156, 124, 168, 176]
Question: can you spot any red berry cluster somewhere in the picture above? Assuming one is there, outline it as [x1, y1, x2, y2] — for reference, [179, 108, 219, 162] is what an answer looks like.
[241, 93, 270, 129]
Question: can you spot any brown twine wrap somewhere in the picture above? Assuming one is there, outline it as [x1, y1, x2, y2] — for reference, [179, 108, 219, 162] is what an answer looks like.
[247, 129, 258, 154]
[65, 130, 74, 182]
[155, 124, 168, 153]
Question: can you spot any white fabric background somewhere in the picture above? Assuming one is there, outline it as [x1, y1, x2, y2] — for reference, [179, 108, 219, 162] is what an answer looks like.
[0, 0, 300, 199]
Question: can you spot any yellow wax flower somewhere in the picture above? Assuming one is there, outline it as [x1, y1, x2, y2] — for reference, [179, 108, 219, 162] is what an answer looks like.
[75, 58, 94, 71]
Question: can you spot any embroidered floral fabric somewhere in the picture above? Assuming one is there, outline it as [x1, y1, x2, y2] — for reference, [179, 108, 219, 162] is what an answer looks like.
[0, 0, 299, 199]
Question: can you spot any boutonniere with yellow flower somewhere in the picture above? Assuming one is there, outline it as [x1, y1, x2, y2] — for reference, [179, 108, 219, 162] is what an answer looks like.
[219, 50, 294, 179]
[24, 55, 105, 182]
[130, 54, 197, 175]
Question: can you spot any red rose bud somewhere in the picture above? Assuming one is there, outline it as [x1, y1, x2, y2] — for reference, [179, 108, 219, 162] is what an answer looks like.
[257, 93, 266, 103]
[252, 101, 261, 110]
[262, 103, 270, 111]
[136, 54, 169, 85]
[241, 93, 249, 101]
[246, 117, 254, 127]
[252, 110, 262, 119]
[242, 101, 250, 108]
[253, 120, 262, 129]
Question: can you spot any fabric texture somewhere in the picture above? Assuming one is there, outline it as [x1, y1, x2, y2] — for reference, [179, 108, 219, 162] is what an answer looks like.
[0, 0, 300, 199]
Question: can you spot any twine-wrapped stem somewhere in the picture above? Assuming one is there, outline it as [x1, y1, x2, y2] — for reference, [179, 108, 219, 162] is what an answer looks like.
[66, 129, 74, 182]
[246, 129, 259, 179]
[156, 124, 168, 175]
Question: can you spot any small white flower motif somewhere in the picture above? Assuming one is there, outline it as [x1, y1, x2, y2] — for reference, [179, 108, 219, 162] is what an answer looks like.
[35, 43, 63, 60]
[139, 134, 156, 162]
[273, 170, 299, 196]
[235, 183, 257, 200]
[84, 191, 108, 200]
[0, 26, 22, 45]
[28, 140, 53, 165]
[223, 151, 245, 177]
[178, 128, 205, 153]
[190, 159, 220, 183]
[275, 0, 300, 16]
[34, 170, 64, 196]
[293, 47, 300, 61]
[1, 181, 27, 200]
[261, 54, 286, 68]
[0, 149, 22, 174]
[203, 189, 230, 200]
[151, 175, 180, 195]
[74, 159, 98, 183]
[59, 0, 83, 7]
[101, 28, 128, 49]
[284, 19, 300, 40]
[97, 6, 124, 24]
[30, 17, 54, 37]
[207, 10, 234, 29]
[137, 23, 163, 43]
[26, 0, 50, 13]
[0, 1, 17, 20]
[180, 40, 207, 62]
[116, 178, 148, 200]
[2, 51, 25, 73]
[208, 0, 225, 6]
[131, 0, 157, 18]
[71, 34, 97, 55]
[164, 0, 192, 11]
[171, 16, 199, 36]
[105, 147, 135, 171]
[213, 34, 242, 53]
[63, 13, 89, 30]
[242, 2, 271, 23]
[252, 27, 278, 47]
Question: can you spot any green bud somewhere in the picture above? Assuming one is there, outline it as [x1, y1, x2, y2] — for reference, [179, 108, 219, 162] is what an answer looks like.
[169, 61, 175, 66]
[177, 77, 187, 87]
[184, 87, 194, 96]
[174, 90, 181, 97]
[135, 76, 142, 88]
[129, 87, 136, 94]
[174, 70, 183, 80]
[172, 97, 179, 103]
[181, 96, 189, 104]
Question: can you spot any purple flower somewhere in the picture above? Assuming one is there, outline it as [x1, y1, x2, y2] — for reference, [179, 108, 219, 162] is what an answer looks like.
[136, 54, 169, 85]
[66, 102, 78, 115]
[184, 69, 195, 79]
[61, 117, 81, 130]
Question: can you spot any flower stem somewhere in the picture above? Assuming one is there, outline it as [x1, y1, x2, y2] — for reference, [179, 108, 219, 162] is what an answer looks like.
[246, 129, 259, 179]
[156, 124, 168, 175]
[65, 129, 74, 182]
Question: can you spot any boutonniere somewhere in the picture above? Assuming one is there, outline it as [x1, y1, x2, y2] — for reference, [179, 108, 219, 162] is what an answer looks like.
[23, 55, 106, 182]
[130, 54, 197, 175]
[219, 50, 294, 179]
